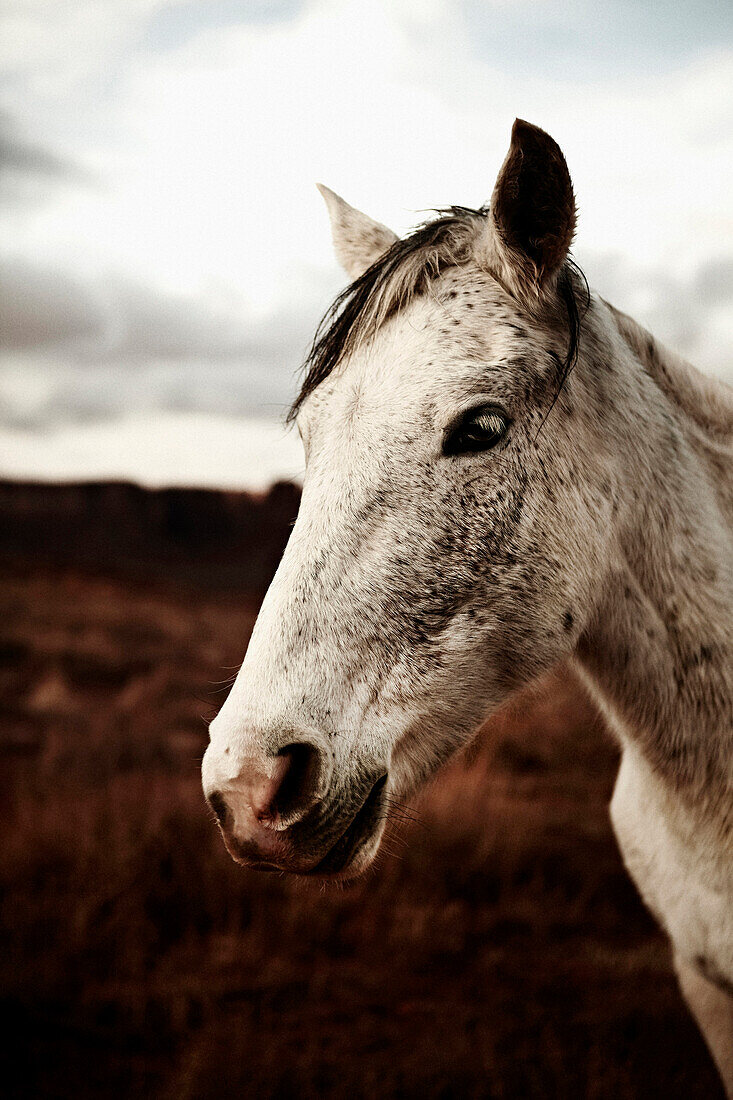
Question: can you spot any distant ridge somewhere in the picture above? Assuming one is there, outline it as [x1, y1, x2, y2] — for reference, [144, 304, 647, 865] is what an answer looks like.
[0, 479, 301, 596]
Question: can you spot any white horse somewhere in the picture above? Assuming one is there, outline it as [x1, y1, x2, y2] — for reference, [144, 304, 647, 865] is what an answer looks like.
[202, 120, 733, 1091]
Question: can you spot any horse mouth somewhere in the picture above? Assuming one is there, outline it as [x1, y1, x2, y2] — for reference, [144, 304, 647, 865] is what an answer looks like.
[311, 773, 388, 877]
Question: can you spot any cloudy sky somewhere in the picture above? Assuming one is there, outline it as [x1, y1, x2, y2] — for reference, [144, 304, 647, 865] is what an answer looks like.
[1, 0, 732, 488]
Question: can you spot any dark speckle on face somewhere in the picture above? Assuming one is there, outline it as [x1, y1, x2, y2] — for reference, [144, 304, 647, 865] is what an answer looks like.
[563, 610, 574, 632]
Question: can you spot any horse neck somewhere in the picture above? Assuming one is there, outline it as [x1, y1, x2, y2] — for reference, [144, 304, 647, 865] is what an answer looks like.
[573, 302, 733, 809]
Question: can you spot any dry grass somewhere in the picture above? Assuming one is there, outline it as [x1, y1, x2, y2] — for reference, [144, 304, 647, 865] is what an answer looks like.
[0, 565, 722, 1099]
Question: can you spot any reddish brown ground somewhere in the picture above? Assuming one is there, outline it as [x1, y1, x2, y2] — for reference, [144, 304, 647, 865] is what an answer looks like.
[0, 484, 722, 1098]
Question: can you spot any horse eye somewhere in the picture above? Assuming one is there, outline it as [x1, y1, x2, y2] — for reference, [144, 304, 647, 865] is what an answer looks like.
[443, 407, 510, 456]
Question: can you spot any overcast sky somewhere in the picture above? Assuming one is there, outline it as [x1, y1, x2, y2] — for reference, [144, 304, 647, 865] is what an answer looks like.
[1, 0, 732, 487]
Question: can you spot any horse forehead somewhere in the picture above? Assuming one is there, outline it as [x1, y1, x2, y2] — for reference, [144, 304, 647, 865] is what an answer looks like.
[334, 283, 529, 410]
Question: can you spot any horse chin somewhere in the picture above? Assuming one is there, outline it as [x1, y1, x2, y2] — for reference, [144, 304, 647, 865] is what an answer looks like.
[308, 828, 384, 882]
[300, 806, 384, 883]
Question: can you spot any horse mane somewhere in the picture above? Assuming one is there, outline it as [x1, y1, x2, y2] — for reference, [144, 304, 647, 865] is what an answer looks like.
[605, 301, 733, 441]
[289, 206, 587, 422]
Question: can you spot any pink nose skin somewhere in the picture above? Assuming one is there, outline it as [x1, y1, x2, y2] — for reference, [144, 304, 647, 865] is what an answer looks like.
[206, 742, 325, 868]
[249, 752, 292, 826]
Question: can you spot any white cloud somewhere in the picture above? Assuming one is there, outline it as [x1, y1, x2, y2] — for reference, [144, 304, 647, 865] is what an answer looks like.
[0, 0, 179, 105]
[0, 0, 731, 486]
[0, 256, 335, 429]
[8, 1, 733, 289]
[0, 412, 304, 490]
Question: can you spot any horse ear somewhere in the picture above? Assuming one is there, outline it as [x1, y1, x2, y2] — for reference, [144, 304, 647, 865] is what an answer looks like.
[481, 119, 576, 301]
[317, 184, 399, 281]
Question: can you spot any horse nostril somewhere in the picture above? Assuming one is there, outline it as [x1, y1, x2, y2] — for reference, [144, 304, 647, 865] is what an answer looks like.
[207, 790, 230, 828]
[206, 740, 327, 838]
[262, 741, 322, 823]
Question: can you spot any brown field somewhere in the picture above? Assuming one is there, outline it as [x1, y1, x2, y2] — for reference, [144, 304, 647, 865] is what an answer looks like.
[0, 482, 722, 1098]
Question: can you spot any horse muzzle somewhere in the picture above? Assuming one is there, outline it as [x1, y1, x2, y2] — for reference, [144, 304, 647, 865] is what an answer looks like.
[202, 734, 389, 878]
